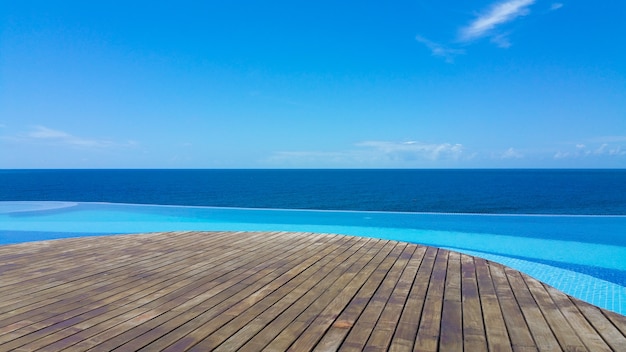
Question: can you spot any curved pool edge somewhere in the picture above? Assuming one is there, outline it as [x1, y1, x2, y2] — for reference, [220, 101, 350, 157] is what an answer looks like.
[2, 201, 625, 315]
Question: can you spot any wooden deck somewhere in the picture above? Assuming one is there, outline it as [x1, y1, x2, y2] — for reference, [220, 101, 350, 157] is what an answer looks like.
[1, 231, 625, 351]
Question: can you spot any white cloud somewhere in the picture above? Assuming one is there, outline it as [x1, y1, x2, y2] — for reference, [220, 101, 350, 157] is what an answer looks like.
[416, 0, 540, 61]
[591, 136, 626, 143]
[550, 3, 564, 11]
[554, 141, 626, 159]
[459, 0, 535, 43]
[595, 144, 626, 156]
[6, 125, 136, 149]
[357, 141, 464, 161]
[553, 151, 569, 159]
[27, 125, 113, 148]
[500, 147, 524, 159]
[490, 33, 512, 48]
[266, 140, 466, 167]
[265, 150, 369, 168]
[267, 151, 352, 164]
[28, 126, 73, 139]
[415, 35, 465, 63]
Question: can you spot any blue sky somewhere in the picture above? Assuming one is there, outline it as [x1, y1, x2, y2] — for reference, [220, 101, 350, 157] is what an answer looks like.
[1, 0, 625, 168]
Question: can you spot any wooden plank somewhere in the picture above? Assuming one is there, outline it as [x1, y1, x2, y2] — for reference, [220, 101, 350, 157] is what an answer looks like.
[361, 244, 422, 352]
[129, 233, 354, 351]
[0, 231, 236, 311]
[280, 240, 398, 351]
[0, 232, 227, 323]
[312, 242, 407, 351]
[439, 251, 462, 352]
[544, 285, 612, 351]
[504, 268, 560, 351]
[0, 231, 203, 291]
[412, 248, 448, 352]
[475, 258, 513, 352]
[1, 231, 304, 350]
[9, 231, 301, 351]
[459, 254, 487, 351]
[192, 236, 375, 351]
[1, 231, 625, 352]
[235, 238, 385, 352]
[79, 232, 344, 352]
[522, 272, 587, 351]
[340, 243, 414, 351]
[0, 231, 298, 350]
[604, 308, 626, 337]
[573, 299, 626, 351]
[0, 233, 179, 306]
[489, 263, 536, 351]
[0, 231, 232, 345]
[388, 246, 436, 352]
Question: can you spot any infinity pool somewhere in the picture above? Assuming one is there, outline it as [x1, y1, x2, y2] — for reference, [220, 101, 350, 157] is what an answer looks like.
[2, 201, 625, 314]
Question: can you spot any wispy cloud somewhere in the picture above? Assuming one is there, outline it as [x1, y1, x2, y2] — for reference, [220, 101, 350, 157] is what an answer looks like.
[415, 35, 465, 63]
[267, 138, 626, 167]
[357, 141, 465, 161]
[554, 141, 626, 159]
[416, 0, 539, 62]
[490, 33, 512, 48]
[499, 147, 524, 159]
[459, 0, 535, 43]
[595, 144, 625, 156]
[27, 126, 115, 148]
[591, 136, 626, 143]
[266, 140, 466, 167]
[267, 151, 354, 166]
[550, 3, 564, 11]
[29, 126, 73, 139]
[4, 125, 137, 149]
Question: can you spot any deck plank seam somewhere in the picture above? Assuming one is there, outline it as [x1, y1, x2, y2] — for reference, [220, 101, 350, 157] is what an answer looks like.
[337, 242, 410, 350]
[0, 232, 290, 326]
[341, 242, 415, 351]
[361, 244, 421, 351]
[123, 232, 356, 346]
[504, 267, 560, 351]
[282, 239, 393, 352]
[209, 236, 379, 351]
[2, 232, 626, 352]
[475, 259, 513, 352]
[387, 245, 438, 352]
[522, 272, 588, 351]
[3, 232, 332, 350]
[310, 241, 401, 351]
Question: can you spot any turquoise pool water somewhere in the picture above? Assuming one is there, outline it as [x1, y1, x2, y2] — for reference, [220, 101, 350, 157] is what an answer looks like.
[2, 201, 625, 314]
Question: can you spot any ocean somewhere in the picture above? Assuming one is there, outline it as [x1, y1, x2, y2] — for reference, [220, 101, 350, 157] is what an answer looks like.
[1, 169, 625, 215]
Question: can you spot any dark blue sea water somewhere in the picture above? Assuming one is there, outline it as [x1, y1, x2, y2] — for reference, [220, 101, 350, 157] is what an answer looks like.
[1, 169, 625, 215]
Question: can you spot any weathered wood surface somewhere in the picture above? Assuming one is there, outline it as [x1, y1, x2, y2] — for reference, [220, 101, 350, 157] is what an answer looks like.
[1, 231, 625, 351]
